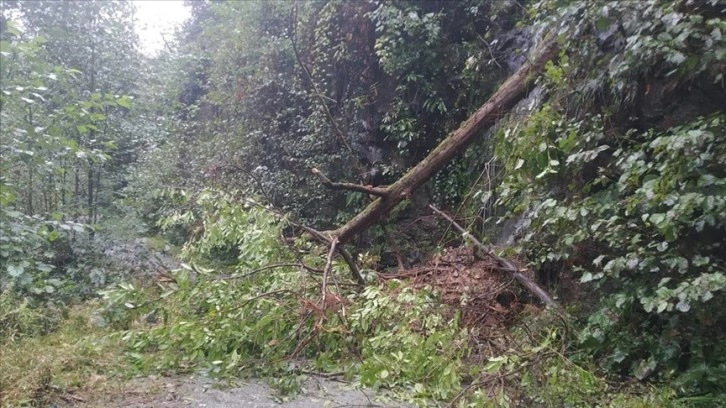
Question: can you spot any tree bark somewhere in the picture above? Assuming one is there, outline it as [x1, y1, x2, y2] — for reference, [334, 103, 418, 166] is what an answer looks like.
[321, 37, 559, 244]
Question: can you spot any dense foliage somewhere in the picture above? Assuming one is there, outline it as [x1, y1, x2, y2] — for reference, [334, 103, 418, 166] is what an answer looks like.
[134, 0, 527, 229]
[495, 0, 726, 397]
[1, 2, 143, 299]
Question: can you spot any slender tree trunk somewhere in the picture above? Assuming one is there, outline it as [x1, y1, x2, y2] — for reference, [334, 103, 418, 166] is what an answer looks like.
[87, 167, 94, 222]
[26, 105, 34, 215]
[87, 34, 96, 238]
[93, 166, 101, 224]
[43, 176, 49, 213]
[74, 164, 80, 221]
[27, 165, 34, 215]
[61, 160, 66, 207]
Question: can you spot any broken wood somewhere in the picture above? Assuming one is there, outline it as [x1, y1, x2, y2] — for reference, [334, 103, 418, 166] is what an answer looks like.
[320, 36, 559, 245]
[429, 205, 559, 309]
[293, 223, 365, 285]
[320, 237, 338, 307]
[312, 168, 388, 197]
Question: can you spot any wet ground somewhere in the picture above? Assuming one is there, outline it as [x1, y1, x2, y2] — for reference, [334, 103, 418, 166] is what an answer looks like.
[82, 374, 412, 408]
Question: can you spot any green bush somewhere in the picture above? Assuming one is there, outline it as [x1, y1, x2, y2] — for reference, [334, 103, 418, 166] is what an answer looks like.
[0, 285, 63, 343]
[493, 0, 726, 397]
[498, 104, 726, 397]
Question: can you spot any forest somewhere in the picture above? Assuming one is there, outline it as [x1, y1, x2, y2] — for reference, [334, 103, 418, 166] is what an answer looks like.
[1, 0, 725, 406]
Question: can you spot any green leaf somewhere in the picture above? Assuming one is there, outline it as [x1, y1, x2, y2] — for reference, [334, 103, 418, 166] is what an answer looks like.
[649, 213, 665, 225]
[675, 300, 690, 312]
[7, 264, 25, 277]
[37, 263, 54, 272]
[47, 230, 60, 242]
[116, 96, 131, 109]
[483, 356, 506, 373]
[595, 17, 610, 31]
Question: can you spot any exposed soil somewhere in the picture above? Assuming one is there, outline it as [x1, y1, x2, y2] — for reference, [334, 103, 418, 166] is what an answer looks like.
[379, 247, 533, 340]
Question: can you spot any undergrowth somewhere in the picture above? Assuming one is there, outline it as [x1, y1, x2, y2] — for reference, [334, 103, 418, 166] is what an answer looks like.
[0, 190, 689, 407]
[96, 190, 684, 407]
[100, 191, 473, 402]
[0, 301, 131, 407]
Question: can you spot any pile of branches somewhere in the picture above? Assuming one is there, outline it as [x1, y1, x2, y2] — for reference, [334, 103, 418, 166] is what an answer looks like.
[379, 246, 526, 340]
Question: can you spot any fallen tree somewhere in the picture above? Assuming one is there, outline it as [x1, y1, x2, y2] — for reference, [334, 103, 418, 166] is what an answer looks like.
[315, 36, 559, 245]
[308, 36, 560, 302]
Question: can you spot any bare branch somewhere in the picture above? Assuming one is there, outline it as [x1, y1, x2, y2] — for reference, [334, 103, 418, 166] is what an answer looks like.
[289, 4, 363, 177]
[312, 167, 388, 197]
[321, 237, 338, 307]
[336, 245, 365, 285]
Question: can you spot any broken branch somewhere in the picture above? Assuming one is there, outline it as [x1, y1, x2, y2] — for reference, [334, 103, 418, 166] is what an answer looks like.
[429, 205, 559, 309]
[312, 167, 388, 197]
[321, 237, 338, 307]
[293, 223, 364, 285]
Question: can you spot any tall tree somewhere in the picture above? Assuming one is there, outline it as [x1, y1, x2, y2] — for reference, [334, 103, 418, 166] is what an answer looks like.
[11, 0, 141, 223]
[0, 1, 141, 291]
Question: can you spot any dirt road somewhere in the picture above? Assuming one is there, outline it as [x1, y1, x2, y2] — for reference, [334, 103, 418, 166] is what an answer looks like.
[90, 375, 412, 408]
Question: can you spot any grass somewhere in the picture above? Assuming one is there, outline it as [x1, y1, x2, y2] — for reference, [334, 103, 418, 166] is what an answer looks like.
[0, 302, 133, 407]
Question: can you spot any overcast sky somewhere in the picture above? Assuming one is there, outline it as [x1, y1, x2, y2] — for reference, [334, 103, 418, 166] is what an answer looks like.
[133, 0, 190, 55]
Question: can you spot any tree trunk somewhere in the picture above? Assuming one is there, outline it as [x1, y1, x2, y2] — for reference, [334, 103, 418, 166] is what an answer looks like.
[322, 37, 559, 244]
[88, 167, 94, 222]
[94, 166, 101, 224]
[74, 164, 80, 219]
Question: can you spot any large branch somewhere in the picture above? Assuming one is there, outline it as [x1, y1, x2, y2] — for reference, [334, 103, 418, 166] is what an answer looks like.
[324, 37, 559, 244]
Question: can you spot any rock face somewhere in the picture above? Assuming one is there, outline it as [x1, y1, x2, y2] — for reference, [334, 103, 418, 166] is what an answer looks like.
[497, 211, 530, 247]
[496, 26, 536, 73]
